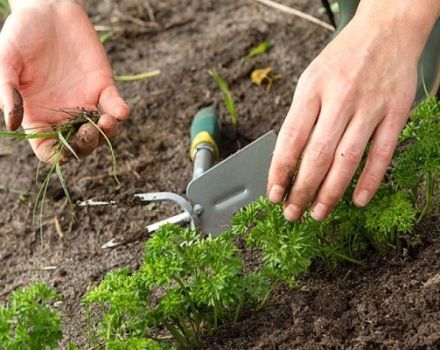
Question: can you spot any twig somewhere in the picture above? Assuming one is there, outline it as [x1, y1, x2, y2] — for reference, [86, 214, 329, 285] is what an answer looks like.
[144, 1, 156, 22]
[114, 7, 158, 28]
[255, 0, 335, 32]
[53, 217, 64, 240]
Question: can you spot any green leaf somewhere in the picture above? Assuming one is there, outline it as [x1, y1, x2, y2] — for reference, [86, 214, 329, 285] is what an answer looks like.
[209, 70, 238, 126]
[58, 130, 79, 160]
[241, 40, 273, 62]
[84, 115, 120, 185]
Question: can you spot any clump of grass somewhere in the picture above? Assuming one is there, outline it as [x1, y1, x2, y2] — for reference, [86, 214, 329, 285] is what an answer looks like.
[209, 70, 238, 126]
[0, 108, 118, 238]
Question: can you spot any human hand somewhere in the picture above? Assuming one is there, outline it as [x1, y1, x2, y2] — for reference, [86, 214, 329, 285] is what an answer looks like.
[267, 1, 440, 221]
[0, 0, 130, 163]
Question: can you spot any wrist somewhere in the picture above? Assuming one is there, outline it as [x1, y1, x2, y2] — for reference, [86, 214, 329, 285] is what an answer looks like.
[352, 1, 440, 59]
[9, 0, 85, 12]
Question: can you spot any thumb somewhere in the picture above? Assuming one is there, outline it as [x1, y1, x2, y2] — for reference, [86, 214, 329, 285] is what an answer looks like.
[0, 84, 23, 131]
[0, 31, 24, 131]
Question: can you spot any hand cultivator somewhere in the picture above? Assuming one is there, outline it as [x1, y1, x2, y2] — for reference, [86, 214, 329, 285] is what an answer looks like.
[80, 106, 276, 242]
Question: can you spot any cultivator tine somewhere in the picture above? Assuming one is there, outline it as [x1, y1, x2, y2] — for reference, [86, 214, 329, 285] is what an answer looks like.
[146, 212, 192, 233]
[78, 199, 116, 206]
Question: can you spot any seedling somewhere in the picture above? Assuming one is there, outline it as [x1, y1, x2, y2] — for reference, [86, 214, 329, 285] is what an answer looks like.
[209, 70, 238, 126]
[99, 30, 114, 43]
[241, 40, 273, 63]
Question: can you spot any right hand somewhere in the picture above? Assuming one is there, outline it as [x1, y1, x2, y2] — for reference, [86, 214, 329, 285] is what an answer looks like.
[0, 0, 130, 163]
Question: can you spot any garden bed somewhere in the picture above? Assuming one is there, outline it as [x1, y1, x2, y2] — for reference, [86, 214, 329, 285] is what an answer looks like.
[0, 0, 439, 348]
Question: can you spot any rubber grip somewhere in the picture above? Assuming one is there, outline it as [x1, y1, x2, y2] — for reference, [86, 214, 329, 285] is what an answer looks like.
[190, 106, 221, 160]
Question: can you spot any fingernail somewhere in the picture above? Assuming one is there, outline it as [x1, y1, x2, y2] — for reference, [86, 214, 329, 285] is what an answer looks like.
[355, 190, 371, 207]
[311, 203, 329, 221]
[284, 204, 302, 221]
[268, 185, 285, 203]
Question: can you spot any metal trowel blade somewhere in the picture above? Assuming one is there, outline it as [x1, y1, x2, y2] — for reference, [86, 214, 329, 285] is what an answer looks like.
[186, 130, 277, 235]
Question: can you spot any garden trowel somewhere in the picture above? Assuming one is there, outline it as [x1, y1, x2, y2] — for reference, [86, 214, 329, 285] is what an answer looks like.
[80, 106, 276, 239]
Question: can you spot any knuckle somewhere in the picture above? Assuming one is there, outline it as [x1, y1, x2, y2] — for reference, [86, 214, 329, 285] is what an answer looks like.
[372, 145, 394, 165]
[362, 171, 383, 189]
[318, 186, 342, 205]
[305, 141, 332, 165]
[269, 160, 295, 187]
[280, 124, 308, 148]
[297, 66, 320, 92]
[291, 179, 316, 204]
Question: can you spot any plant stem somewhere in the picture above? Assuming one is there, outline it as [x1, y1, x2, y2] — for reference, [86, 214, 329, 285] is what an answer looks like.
[417, 173, 434, 224]
[105, 314, 114, 350]
[115, 70, 161, 82]
[164, 321, 191, 349]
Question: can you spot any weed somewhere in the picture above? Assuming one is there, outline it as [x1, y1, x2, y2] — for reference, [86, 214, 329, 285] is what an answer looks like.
[100, 31, 114, 43]
[115, 70, 161, 82]
[0, 108, 118, 236]
[241, 40, 273, 63]
[209, 70, 238, 126]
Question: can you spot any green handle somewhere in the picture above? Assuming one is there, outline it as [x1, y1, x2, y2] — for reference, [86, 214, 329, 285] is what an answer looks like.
[190, 106, 221, 160]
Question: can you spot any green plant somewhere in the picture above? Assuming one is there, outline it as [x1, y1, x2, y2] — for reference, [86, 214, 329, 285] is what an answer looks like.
[241, 40, 273, 63]
[85, 98, 439, 349]
[0, 283, 62, 350]
[209, 70, 238, 126]
[393, 97, 440, 221]
[85, 226, 258, 349]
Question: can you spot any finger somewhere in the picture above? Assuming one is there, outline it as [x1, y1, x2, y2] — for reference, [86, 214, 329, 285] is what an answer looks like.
[29, 136, 60, 165]
[0, 41, 23, 131]
[97, 113, 118, 146]
[283, 102, 352, 221]
[267, 83, 321, 204]
[353, 116, 405, 207]
[0, 85, 23, 131]
[70, 122, 100, 158]
[311, 114, 379, 220]
[98, 84, 130, 121]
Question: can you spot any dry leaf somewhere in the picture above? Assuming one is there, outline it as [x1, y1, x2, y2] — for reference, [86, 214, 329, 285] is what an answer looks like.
[251, 67, 272, 86]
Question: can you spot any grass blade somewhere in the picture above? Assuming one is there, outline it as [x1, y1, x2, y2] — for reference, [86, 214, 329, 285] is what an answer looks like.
[55, 162, 75, 215]
[100, 30, 114, 43]
[115, 70, 161, 82]
[241, 41, 273, 63]
[84, 116, 120, 185]
[209, 70, 238, 126]
[0, 131, 58, 139]
[58, 131, 80, 161]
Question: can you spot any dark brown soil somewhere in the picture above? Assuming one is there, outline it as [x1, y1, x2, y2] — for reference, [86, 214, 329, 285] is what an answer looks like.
[0, 0, 439, 349]
[206, 218, 440, 350]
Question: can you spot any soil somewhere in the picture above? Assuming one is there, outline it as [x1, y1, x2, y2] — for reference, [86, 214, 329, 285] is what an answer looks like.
[0, 0, 439, 349]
